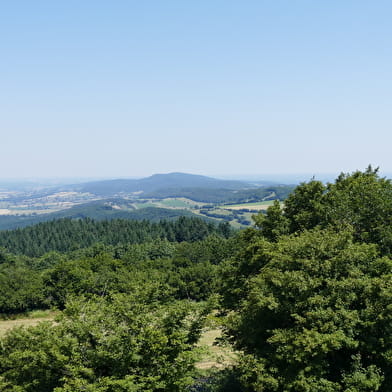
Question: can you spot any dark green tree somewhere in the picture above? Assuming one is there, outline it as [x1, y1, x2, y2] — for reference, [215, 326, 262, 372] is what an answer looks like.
[0, 263, 45, 314]
[324, 166, 392, 255]
[283, 179, 326, 232]
[253, 200, 289, 241]
[221, 228, 392, 391]
[254, 168, 392, 256]
[0, 293, 209, 392]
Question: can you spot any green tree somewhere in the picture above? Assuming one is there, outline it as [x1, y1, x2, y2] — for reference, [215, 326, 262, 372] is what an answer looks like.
[253, 200, 289, 241]
[254, 168, 392, 256]
[324, 166, 392, 255]
[0, 263, 46, 314]
[221, 229, 392, 391]
[0, 293, 209, 392]
[283, 179, 326, 232]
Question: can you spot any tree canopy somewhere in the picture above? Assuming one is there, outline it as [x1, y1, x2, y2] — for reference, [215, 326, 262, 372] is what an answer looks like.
[256, 167, 392, 255]
[218, 168, 392, 391]
[0, 292, 209, 392]
[221, 228, 392, 391]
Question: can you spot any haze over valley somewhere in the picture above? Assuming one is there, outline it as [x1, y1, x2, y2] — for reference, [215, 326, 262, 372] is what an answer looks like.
[0, 172, 295, 230]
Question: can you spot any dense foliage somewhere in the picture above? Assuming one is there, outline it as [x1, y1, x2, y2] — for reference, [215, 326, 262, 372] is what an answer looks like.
[219, 167, 392, 391]
[0, 228, 233, 390]
[221, 229, 392, 391]
[0, 292, 210, 392]
[255, 167, 392, 255]
[0, 216, 231, 257]
[0, 232, 236, 313]
[1, 167, 392, 391]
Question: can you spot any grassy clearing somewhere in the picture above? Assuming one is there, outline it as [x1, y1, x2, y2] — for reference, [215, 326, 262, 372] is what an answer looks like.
[0, 310, 57, 337]
[205, 208, 233, 216]
[158, 198, 194, 208]
[133, 202, 158, 209]
[196, 328, 236, 370]
[230, 220, 247, 229]
[159, 197, 199, 208]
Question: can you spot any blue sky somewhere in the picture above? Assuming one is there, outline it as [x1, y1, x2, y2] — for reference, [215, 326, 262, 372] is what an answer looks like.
[1, 1, 391, 179]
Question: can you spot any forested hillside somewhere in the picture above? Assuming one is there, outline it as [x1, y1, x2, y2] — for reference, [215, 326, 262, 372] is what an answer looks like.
[144, 184, 294, 203]
[0, 204, 202, 231]
[1, 167, 392, 391]
[0, 216, 231, 257]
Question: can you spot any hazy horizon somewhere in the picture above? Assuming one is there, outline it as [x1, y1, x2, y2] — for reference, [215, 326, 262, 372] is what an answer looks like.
[1, 170, 391, 187]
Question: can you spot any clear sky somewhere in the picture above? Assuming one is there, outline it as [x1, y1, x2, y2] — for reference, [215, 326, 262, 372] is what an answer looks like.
[1, 1, 391, 179]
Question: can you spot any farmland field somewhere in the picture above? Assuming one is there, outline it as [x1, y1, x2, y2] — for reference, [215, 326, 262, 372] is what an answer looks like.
[134, 198, 200, 210]
[157, 198, 200, 208]
[222, 200, 276, 210]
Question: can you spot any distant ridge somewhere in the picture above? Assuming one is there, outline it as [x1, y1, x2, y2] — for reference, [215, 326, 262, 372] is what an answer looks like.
[0, 201, 204, 231]
[71, 172, 251, 196]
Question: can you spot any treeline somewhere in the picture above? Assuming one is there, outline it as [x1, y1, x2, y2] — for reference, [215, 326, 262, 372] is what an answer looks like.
[0, 216, 232, 257]
[0, 233, 237, 314]
[0, 204, 201, 231]
[215, 166, 392, 391]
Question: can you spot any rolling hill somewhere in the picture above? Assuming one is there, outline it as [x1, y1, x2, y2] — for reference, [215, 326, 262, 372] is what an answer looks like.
[70, 172, 252, 196]
[0, 201, 203, 231]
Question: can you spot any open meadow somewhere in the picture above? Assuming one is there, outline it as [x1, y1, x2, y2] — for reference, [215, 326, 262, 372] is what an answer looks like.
[0, 311, 57, 337]
[222, 200, 276, 210]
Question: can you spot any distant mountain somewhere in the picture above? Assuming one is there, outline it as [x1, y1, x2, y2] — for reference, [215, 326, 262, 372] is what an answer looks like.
[70, 172, 252, 196]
